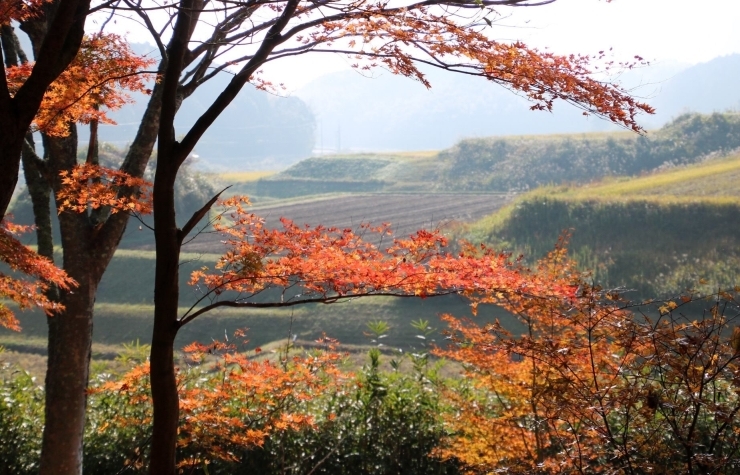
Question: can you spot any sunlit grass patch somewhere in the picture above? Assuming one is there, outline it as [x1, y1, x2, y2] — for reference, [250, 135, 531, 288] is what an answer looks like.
[214, 170, 276, 183]
[539, 152, 740, 203]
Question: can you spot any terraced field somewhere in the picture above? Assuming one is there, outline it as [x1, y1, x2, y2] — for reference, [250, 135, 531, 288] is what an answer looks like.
[182, 192, 514, 252]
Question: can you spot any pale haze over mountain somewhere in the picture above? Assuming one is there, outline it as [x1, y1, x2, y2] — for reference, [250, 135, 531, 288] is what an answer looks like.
[294, 55, 740, 153]
[80, 50, 740, 170]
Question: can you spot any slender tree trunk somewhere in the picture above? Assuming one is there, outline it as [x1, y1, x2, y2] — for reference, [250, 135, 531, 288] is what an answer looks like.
[40, 265, 96, 475]
[149, 159, 182, 475]
[39, 126, 96, 475]
[21, 135, 55, 262]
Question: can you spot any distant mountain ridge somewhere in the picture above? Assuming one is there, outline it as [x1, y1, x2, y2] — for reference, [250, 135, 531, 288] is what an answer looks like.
[295, 55, 740, 152]
[79, 44, 316, 171]
[648, 54, 740, 126]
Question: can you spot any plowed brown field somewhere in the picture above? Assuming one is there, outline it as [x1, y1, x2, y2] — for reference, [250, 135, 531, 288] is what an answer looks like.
[182, 193, 514, 252]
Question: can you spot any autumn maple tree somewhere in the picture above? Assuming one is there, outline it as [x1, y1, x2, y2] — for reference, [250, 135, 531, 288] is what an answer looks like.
[0, 0, 92, 220]
[435, 243, 740, 474]
[1, 25, 156, 475]
[69, 0, 656, 472]
[145, 195, 578, 472]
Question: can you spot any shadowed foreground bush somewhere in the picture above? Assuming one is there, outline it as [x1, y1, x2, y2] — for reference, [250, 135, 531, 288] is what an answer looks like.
[0, 346, 462, 475]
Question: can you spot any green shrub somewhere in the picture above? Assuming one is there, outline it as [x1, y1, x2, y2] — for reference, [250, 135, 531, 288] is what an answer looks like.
[0, 365, 43, 475]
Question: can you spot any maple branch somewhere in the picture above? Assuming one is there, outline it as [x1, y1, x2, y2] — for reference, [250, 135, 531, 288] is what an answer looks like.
[123, 0, 168, 59]
[178, 290, 461, 327]
[177, 185, 232, 244]
[26, 69, 157, 135]
[13, 0, 91, 127]
[98, 0, 121, 33]
[130, 209, 155, 231]
[88, 0, 123, 15]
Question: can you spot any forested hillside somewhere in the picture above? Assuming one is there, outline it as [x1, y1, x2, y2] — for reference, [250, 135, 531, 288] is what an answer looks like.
[439, 112, 740, 190]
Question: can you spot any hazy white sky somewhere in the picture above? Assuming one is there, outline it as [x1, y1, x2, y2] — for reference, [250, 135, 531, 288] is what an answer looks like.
[101, 0, 740, 90]
[513, 0, 740, 64]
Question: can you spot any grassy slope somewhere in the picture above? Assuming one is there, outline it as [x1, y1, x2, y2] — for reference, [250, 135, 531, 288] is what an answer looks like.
[250, 151, 445, 198]
[464, 152, 740, 298]
[439, 112, 740, 192]
[550, 154, 740, 202]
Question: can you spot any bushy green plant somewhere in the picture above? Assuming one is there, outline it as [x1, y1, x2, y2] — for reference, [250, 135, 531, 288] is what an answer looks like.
[0, 365, 44, 475]
[225, 348, 461, 475]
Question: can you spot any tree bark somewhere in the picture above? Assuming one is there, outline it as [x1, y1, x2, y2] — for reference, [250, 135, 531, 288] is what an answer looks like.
[40, 262, 95, 475]
[39, 126, 97, 475]
[21, 136, 55, 263]
[147, 4, 197, 469]
[149, 158, 182, 475]
[0, 141, 23, 222]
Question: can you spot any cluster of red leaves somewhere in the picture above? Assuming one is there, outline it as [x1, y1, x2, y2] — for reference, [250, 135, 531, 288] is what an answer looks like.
[187, 197, 575, 319]
[0, 0, 50, 24]
[4, 33, 155, 136]
[98, 335, 349, 466]
[57, 164, 153, 215]
[0, 219, 75, 330]
[308, 6, 653, 131]
[435, 245, 740, 474]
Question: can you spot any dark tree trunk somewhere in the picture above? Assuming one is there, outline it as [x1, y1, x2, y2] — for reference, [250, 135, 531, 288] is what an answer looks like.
[144, 0, 299, 470]
[146, 3, 197, 468]
[149, 158, 182, 475]
[39, 126, 97, 475]
[0, 140, 23, 221]
[21, 135, 55, 263]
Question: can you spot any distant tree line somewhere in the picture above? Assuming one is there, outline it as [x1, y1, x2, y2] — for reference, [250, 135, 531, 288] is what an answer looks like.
[440, 113, 740, 191]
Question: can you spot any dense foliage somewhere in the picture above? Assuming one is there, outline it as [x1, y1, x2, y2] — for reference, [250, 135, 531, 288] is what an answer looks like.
[0, 341, 463, 475]
[436, 248, 740, 475]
